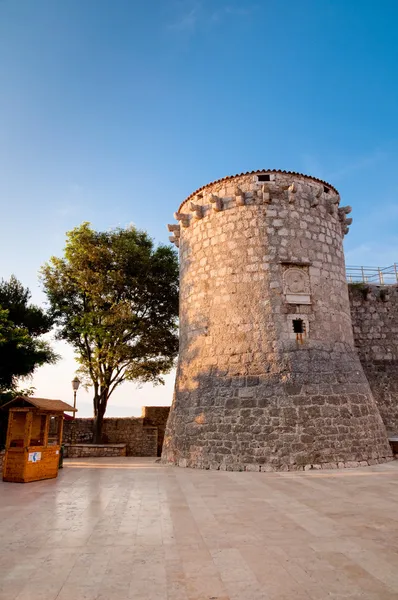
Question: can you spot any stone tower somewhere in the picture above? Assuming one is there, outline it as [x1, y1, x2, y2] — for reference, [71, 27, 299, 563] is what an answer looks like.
[163, 170, 392, 471]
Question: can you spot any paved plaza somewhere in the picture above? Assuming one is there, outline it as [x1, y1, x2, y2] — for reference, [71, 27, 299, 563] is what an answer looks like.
[1, 458, 398, 600]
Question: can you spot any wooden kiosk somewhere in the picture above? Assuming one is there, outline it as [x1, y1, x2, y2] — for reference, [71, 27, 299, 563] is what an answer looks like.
[2, 396, 76, 483]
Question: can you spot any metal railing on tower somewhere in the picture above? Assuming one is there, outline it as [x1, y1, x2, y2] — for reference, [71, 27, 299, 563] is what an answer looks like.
[346, 264, 398, 285]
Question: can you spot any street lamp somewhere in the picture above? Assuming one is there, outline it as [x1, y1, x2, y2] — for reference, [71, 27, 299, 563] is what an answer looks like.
[71, 376, 81, 418]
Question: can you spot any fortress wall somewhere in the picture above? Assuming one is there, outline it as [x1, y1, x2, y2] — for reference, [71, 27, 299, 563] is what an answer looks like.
[349, 284, 398, 434]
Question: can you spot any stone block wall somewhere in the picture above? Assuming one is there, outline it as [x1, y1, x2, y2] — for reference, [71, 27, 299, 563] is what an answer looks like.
[62, 411, 167, 457]
[64, 444, 127, 458]
[142, 406, 170, 456]
[349, 284, 398, 434]
[63, 418, 93, 444]
[101, 418, 156, 457]
[141, 427, 159, 456]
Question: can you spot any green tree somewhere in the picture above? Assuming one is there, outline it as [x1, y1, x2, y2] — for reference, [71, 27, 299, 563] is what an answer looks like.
[0, 276, 57, 392]
[0, 277, 57, 448]
[41, 223, 179, 442]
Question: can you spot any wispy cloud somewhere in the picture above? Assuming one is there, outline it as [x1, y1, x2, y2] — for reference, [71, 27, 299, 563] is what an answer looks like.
[166, 1, 255, 33]
[301, 148, 388, 183]
[210, 5, 255, 23]
[345, 241, 398, 267]
[329, 149, 387, 181]
[167, 1, 202, 32]
[301, 148, 389, 182]
[345, 198, 398, 267]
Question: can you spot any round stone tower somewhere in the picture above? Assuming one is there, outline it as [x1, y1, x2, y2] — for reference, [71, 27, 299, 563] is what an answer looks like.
[163, 170, 392, 471]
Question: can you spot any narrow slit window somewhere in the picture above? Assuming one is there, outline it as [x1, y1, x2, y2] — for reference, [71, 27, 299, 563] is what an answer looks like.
[258, 174, 270, 182]
[323, 186, 329, 193]
[292, 319, 304, 334]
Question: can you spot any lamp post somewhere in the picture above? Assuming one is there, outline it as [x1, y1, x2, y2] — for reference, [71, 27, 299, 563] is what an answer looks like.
[71, 376, 81, 419]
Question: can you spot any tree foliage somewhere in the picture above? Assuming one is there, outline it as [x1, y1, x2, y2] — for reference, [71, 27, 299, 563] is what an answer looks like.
[41, 223, 179, 441]
[0, 276, 56, 392]
[0, 276, 56, 449]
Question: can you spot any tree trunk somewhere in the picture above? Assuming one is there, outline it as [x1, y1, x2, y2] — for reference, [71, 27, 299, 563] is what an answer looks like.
[92, 399, 106, 443]
[93, 383, 99, 417]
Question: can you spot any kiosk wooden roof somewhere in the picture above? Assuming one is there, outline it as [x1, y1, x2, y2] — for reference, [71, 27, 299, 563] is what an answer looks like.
[2, 396, 76, 413]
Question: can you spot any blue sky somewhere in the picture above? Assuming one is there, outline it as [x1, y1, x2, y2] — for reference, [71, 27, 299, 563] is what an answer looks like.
[1, 0, 398, 415]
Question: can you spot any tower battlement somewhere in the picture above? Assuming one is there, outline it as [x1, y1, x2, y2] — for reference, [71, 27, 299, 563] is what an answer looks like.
[168, 171, 352, 248]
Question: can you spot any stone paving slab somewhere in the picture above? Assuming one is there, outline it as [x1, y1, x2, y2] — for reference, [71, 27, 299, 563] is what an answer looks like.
[0, 457, 398, 599]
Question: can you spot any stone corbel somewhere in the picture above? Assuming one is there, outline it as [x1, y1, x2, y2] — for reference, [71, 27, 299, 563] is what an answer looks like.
[287, 182, 297, 203]
[235, 187, 246, 206]
[168, 236, 180, 247]
[167, 224, 181, 237]
[209, 194, 223, 212]
[340, 214, 353, 236]
[311, 187, 322, 207]
[338, 207, 353, 236]
[338, 205, 352, 218]
[257, 184, 270, 203]
[327, 195, 340, 215]
[189, 201, 204, 219]
[173, 211, 190, 228]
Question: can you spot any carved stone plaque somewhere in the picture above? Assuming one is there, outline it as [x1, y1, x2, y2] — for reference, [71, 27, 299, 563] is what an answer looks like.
[283, 267, 311, 304]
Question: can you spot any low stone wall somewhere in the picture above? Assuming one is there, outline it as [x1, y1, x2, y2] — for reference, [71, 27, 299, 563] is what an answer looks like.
[62, 410, 169, 457]
[64, 443, 127, 458]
